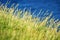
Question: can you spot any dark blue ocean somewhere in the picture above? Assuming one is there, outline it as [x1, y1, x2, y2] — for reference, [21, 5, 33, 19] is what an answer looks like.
[0, 0, 60, 20]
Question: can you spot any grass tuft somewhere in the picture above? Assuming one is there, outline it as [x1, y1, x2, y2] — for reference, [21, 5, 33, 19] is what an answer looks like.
[0, 3, 60, 40]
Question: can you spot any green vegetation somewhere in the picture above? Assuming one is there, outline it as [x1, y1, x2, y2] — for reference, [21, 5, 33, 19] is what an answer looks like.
[0, 4, 60, 40]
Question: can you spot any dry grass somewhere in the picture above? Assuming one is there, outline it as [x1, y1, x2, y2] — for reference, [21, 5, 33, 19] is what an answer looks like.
[0, 3, 60, 40]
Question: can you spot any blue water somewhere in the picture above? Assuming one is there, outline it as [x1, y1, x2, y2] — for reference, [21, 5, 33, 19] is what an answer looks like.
[0, 0, 60, 20]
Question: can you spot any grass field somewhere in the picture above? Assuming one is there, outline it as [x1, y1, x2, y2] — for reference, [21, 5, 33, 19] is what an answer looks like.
[0, 3, 60, 40]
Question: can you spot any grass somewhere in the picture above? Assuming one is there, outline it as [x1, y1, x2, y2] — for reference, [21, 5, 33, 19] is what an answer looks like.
[0, 3, 60, 40]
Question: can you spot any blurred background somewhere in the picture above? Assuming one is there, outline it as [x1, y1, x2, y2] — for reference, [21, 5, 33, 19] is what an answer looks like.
[0, 0, 60, 20]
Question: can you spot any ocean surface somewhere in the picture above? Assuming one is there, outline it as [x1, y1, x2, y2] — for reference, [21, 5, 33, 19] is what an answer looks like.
[0, 0, 60, 20]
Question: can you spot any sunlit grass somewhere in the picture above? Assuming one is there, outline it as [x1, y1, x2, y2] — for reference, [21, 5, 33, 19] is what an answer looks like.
[0, 3, 60, 40]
